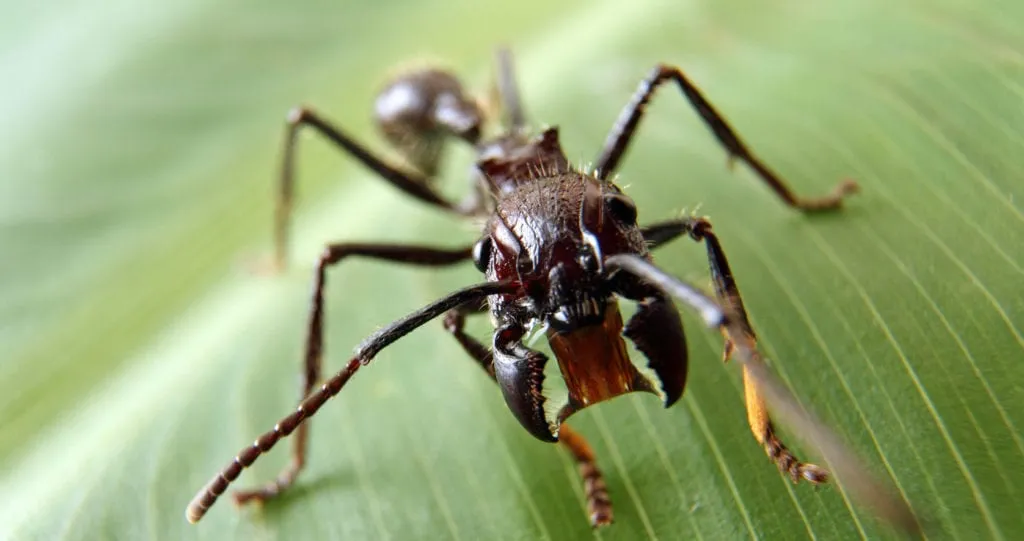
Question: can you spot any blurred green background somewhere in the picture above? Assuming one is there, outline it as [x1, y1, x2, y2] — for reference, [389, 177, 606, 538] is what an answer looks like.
[1, 0, 1022, 539]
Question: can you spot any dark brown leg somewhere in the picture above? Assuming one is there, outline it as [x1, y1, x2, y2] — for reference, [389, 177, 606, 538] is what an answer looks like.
[604, 253, 922, 535]
[185, 279, 515, 523]
[637, 218, 827, 484]
[442, 306, 614, 527]
[441, 303, 494, 377]
[194, 242, 473, 519]
[273, 107, 478, 270]
[593, 65, 858, 211]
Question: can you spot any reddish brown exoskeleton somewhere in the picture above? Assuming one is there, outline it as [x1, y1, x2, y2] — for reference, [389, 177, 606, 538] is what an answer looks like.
[186, 49, 920, 534]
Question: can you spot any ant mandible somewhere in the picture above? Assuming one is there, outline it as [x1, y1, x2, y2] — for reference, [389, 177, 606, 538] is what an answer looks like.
[187, 48, 921, 533]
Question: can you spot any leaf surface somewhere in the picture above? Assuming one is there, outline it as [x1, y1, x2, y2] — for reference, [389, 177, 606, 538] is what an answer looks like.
[2, 0, 1022, 539]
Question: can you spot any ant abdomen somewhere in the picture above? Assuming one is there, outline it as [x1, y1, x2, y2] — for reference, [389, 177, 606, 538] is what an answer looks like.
[374, 68, 483, 176]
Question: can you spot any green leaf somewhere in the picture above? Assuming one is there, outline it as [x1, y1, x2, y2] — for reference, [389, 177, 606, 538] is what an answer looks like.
[2, 0, 1022, 539]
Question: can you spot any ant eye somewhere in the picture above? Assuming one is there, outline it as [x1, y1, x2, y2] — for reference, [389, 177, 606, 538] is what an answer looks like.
[472, 237, 492, 273]
[606, 194, 638, 225]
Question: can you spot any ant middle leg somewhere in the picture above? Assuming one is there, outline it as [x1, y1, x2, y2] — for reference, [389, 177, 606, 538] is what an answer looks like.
[232, 242, 474, 506]
[442, 304, 614, 527]
[593, 65, 858, 211]
[275, 69, 485, 270]
[638, 217, 829, 484]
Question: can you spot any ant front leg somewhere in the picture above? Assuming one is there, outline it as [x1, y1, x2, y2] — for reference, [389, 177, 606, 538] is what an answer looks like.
[604, 253, 923, 534]
[594, 65, 858, 211]
[638, 217, 828, 484]
[231, 242, 473, 507]
[442, 305, 614, 527]
[186, 279, 515, 523]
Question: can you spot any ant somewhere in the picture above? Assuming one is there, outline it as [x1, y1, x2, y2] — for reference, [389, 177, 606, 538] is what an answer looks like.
[186, 49, 920, 533]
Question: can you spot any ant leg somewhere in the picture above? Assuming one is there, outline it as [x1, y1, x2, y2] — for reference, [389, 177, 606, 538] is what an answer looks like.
[634, 217, 828, 484]
[273, 106, 481, 270]
[442, 306, 614, 527]
[604, 253, 923, 534]
[186, 278, 515, 523]
[593, 65, 858, 211]
[225, 243, 473, 509]
[558, 424, 614, 528]
[441, 303, 494, 377]
[639, 219, 691, 250]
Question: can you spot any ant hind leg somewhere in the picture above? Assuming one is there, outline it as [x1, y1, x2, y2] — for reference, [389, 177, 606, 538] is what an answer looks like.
[273, 67, 487, 271]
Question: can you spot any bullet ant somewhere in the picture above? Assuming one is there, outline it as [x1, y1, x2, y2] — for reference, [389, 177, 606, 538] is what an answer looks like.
[187, 49, 920, 534]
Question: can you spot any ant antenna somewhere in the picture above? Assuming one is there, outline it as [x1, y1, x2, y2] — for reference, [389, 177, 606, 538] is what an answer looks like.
[495, 47, 526, 131]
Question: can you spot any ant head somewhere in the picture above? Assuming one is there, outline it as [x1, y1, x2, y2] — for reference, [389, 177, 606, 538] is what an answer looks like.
[476, 173, 646, 331]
